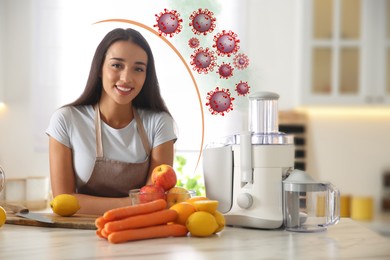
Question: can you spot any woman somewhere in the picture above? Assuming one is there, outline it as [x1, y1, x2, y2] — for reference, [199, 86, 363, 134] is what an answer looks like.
[46, 28, 177, 215]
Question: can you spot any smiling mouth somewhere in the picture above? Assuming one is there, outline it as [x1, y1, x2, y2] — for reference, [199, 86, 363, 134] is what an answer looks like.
[116, 85, 133, 93]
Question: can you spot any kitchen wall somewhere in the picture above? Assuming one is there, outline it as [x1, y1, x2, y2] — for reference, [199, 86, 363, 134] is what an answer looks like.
[0, 0, 49, 179]
[0, 0, 389, 216]
[303, 108, 390, 214]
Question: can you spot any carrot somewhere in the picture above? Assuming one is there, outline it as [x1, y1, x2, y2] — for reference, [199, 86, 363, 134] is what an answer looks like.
[107, 224, 188, 244]
[103, 209, 178, 234]
[96, 228, 107, 239]
[103, 199, 167, 221]
[100, 228, 110, 239]
[95, 216, 108, 229]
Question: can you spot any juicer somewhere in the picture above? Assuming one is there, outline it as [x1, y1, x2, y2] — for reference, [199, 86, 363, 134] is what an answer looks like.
[202, 92, 295, 229]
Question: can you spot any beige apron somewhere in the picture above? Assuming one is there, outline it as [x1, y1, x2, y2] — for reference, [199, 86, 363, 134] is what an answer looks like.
[78, 105, 151, 197]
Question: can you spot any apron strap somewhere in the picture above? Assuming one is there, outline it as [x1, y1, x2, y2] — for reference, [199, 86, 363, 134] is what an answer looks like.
[94, 104, 151, 158]
[94, 104, 103, 158]
[133, 108, 151, 157]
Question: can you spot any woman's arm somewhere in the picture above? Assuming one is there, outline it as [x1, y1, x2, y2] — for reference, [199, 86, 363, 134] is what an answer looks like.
[145, 140, 175, 185]
[49, 137, 132, 215]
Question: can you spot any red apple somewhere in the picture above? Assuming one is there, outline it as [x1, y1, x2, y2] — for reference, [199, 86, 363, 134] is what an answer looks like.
[138, 184, 166, 203]
[151, 164, 177, 191]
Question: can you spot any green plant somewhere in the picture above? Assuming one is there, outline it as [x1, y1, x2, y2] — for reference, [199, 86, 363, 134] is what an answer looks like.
[174, 155, 205, 196]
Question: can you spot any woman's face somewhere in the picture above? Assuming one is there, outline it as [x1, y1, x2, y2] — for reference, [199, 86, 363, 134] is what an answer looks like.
[101, 40, 148, 106]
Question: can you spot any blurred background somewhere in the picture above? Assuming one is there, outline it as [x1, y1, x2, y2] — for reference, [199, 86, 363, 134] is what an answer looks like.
[0, 0, 389, 234]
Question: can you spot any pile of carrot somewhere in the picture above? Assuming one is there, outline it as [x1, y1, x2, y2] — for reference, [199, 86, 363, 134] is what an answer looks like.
[95, 199, 188, 244]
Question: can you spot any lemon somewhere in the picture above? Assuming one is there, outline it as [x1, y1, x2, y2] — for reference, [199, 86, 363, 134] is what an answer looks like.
[50, 194, 81, 217]
[0, 206, 6, 227]
[185, 196, 208, 206]
[213, 210, 225, 233]
[170, 202, 196, 225]
[186, 211, 219, 237]
[193, 200, 219, 214]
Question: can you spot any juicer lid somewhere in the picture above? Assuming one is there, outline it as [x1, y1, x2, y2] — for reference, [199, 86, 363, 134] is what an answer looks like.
[283, 169, 328, 192]
[249, 91, 279, 100]
[284, 169, 317, 184]
[205, 132, 294, 146]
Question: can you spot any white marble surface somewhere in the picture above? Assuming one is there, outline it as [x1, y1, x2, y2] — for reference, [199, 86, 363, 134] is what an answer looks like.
[0, 218, 389, 259]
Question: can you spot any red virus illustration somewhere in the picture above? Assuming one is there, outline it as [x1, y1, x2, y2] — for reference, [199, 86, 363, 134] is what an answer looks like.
[233, 53, 250, 70]
[235, 81, 250, 96]
[190, 47, 217, 74]
[154, 9, 183, 37]
[188, 37, 200, 49]
[205, 87, 235, 116]
[189, 8, 216, 35]
[217, 62, 234, 79]
[213, 30, 240, 57]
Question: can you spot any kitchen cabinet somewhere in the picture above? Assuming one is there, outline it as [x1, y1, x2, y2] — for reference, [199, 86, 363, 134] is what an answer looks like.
[302, 0, 390, 105]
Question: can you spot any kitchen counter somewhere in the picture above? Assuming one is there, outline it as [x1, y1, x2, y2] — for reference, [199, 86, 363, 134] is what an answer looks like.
[0, 218, 389, 259]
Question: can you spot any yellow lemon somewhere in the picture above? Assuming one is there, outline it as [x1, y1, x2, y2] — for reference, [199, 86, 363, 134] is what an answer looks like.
[50, 194, 80, 217]
[193, 200, 219, 214]
[186, 211, 218, 237]
[213, 210, 225, 233]
[0, 206, 6, 227]
[170, 202, 196, 225]
[185, 196, 208, 206]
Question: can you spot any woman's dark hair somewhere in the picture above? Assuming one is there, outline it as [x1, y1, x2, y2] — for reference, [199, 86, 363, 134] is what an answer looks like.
[67, 28, 170, 115]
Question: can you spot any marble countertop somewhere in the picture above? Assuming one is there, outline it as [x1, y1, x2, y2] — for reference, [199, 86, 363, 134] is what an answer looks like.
[0, 218, 389, 259]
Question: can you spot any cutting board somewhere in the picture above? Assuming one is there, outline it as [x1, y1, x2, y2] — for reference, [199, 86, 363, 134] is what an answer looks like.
[5, 213, 98, 230]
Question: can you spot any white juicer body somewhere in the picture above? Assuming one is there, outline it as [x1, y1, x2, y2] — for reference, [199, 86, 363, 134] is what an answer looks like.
[228, 142, 294, 228]
[203, 138, 294, 229]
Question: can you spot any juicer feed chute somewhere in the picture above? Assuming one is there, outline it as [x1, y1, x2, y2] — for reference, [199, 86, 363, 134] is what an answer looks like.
[249, 92, 279, 134]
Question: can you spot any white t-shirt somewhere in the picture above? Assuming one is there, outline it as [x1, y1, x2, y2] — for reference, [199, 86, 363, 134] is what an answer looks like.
[46, 105, 177, 188]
